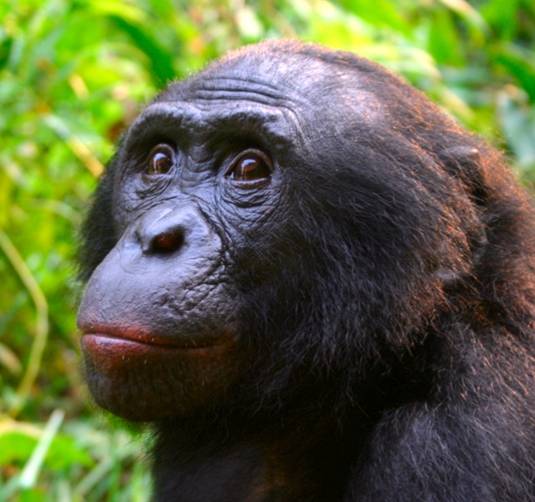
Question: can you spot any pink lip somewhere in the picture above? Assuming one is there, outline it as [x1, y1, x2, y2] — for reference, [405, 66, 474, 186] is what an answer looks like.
[80, 333, 232, 376]
[79, 323, 235, 350]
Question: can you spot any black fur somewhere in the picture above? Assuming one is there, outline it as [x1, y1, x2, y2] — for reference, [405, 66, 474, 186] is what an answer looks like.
[79, 41, 535, 501]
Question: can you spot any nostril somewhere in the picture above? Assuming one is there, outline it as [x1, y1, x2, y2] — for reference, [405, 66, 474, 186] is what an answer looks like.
[148, 227, 185, 255]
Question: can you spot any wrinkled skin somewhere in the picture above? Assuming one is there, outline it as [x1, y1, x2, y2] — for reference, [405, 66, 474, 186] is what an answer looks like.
[78, 41, 535, 501]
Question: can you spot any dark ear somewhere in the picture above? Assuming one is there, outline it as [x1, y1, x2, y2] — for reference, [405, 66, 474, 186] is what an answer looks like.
[437, 145, 489, 282]
[78, 156, 118, 282]
[439, 145, 487, 207]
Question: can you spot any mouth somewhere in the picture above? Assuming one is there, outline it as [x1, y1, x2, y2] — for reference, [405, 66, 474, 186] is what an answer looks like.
[79, 323, 236, 357]
[80, 325, 236, 372]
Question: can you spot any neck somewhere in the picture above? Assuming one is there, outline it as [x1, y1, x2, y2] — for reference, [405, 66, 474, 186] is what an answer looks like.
[152, 409, 359, 501]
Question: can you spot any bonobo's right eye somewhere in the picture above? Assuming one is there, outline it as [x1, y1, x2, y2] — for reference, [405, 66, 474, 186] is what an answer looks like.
[146, 144, 176, 175]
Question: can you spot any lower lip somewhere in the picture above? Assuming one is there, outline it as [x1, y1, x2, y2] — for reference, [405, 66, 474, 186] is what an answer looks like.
[81, 333, 230, 370]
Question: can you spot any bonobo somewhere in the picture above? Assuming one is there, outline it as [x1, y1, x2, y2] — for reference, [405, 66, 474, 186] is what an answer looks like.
[77, 41, 535, 501]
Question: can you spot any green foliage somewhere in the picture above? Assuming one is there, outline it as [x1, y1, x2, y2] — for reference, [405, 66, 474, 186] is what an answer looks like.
[1, 0, 534, 498]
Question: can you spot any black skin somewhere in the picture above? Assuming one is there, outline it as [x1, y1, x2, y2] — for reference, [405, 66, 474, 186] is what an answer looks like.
[77, 41, 535, 501]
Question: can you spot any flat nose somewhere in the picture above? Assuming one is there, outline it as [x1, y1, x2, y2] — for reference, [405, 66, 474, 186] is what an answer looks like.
[135, 207, 188, 255]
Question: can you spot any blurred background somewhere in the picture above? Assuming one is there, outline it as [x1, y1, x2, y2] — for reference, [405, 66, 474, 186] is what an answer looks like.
[0, 0, 534, 500]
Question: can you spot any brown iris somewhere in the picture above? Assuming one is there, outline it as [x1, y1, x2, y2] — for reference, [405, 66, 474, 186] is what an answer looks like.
[227, 150, 272, 184]
[146, 144, 175, 175]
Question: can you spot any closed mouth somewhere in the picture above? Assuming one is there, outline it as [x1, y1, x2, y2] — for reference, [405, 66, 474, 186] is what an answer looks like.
[79, 323, 234, 350]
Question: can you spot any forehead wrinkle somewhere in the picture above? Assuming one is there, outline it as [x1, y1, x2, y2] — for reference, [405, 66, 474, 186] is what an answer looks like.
[185, 74, 307, 135]
[188, 75, 306, 105]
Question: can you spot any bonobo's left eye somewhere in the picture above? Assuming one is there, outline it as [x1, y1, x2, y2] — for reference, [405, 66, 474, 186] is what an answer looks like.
[145, 144, 176, 175]
[225, 149, 273, 186]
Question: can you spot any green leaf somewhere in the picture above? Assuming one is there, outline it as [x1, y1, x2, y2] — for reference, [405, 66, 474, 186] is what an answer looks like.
[494, 45, 535, 101]
[108, 15, 177, 87]
[498, 91, 535, 170]
[0, 427, 93, 471]
[427, 9, 465, 66]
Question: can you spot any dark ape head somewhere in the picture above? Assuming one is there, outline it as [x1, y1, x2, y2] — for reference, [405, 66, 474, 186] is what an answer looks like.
[78, 41, 515, 421]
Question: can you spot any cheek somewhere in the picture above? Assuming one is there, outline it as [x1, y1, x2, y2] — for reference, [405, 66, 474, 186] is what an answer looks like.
[82, 335, 242, 421]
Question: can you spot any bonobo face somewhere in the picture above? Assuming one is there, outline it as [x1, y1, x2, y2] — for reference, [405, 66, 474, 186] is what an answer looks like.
[78, 53, 317, 421]
[78, 43, 475, 421]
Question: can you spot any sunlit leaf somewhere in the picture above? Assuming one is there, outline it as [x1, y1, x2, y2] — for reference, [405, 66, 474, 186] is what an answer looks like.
[109, 15, 177, 86]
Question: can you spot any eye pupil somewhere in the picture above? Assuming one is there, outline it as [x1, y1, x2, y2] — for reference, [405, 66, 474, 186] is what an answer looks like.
[147, 145, 175, 175]
[153, 152, 171, 173]
[228, 150, 272, 183]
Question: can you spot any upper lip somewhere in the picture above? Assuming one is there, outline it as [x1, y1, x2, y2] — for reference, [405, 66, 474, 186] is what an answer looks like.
[79, 322, 234, 349]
